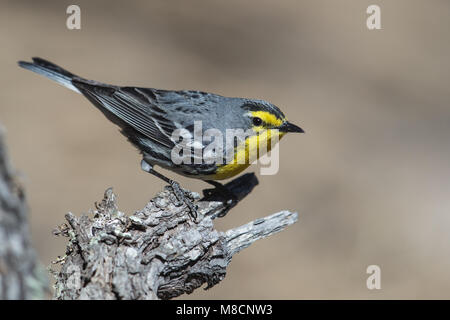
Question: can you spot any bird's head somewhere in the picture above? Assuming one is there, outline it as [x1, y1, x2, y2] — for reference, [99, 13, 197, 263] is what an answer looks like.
[241, 99, 304, 136]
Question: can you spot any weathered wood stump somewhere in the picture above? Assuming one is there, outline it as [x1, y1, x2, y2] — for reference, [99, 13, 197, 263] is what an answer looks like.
[52, 173, 298, 300]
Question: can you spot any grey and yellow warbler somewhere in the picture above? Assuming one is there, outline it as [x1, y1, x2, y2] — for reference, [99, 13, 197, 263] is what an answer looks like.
[18, 57, 304, 219]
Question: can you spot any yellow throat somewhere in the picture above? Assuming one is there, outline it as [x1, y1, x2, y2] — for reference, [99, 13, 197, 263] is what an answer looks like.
[211, 110, 287, 180]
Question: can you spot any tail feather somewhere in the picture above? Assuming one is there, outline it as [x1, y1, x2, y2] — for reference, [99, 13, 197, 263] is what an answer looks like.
[18, 57, 81, 93]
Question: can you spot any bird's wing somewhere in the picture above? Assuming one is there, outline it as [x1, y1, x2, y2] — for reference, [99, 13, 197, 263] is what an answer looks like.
[73, 80, 178, 148]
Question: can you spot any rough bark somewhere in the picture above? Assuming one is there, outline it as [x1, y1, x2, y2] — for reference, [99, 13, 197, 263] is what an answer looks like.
[0, 127, 48, 299]
[52, 173, 298, 300]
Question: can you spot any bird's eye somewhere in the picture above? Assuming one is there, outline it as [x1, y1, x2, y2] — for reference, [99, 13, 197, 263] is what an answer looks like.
[252, 117, 263, 126]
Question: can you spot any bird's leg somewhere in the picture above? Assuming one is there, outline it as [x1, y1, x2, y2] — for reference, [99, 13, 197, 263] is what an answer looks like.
[141, 160, 198, 220]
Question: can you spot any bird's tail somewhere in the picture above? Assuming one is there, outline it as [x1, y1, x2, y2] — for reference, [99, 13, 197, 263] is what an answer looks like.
[18, 57, 81, 93]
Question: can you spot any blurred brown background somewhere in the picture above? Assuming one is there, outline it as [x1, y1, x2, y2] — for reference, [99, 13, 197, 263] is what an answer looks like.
[1, 0, 449, 299]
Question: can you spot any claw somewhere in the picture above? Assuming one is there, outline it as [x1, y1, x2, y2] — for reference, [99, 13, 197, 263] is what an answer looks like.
[141, 160, 198, 222]
[170, 180, 198, 220]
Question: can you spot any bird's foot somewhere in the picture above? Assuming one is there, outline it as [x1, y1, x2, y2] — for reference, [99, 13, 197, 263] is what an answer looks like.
[169, 180, 198, 220]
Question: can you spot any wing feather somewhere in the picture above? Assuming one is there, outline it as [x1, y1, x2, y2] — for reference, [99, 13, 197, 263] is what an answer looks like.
[73, 80, 176, 149]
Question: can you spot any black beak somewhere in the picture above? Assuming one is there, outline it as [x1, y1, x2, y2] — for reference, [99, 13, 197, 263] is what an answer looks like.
[279, 121, 304, 133]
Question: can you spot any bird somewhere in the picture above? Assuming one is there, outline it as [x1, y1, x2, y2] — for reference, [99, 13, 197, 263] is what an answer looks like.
[18, 57, 304, 220]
